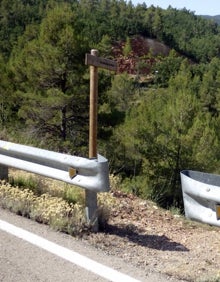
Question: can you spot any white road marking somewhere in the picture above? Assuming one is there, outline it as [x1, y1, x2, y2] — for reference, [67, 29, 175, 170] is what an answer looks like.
[0, 219, 141, 282]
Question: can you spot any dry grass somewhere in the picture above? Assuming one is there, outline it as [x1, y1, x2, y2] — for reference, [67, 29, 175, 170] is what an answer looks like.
[0, 169, 118, 235]
[0, 179, 87, 235]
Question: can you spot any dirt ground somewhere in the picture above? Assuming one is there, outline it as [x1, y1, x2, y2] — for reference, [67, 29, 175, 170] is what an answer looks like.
[84, 191, 220, 282]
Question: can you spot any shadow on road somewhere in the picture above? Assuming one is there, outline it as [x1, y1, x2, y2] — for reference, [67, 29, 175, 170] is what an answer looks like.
[103, 224, 189, 252]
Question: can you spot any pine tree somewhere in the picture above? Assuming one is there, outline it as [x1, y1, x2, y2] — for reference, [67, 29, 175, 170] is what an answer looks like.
[10, 4, 89, 152]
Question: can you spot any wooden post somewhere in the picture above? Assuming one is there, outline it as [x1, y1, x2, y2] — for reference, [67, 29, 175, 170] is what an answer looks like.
[86, 49, 99, 232]
[89, 49, 98, 158]
[85, 49, 117, 232]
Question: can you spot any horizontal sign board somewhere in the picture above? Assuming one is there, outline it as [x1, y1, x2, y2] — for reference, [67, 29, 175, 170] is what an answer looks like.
[85, 54, 117, 71]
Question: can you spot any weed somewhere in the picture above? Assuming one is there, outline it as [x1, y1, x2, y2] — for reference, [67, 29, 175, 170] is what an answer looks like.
[169, 206, 182, 216]
[9, 171, 45, 196]
[63, 184, 85, 205]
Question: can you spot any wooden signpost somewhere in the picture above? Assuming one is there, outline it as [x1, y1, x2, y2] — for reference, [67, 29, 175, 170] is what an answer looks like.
[85, 53, 117, 71]
[85, 49, 117, 231]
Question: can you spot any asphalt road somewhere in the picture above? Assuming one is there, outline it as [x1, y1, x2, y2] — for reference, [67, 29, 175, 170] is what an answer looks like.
[0, 208, 180, 282]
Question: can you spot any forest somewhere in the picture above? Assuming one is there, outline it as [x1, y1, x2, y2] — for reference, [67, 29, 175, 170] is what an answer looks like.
[1, 0, 220, 210]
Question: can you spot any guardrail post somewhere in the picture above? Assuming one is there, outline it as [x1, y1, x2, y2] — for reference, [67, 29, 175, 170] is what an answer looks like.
[0, 165, 8, 181]
[86, 49, 99, 232]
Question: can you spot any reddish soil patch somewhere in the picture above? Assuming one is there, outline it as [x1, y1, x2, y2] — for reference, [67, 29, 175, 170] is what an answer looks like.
[113, 35, 170, 75]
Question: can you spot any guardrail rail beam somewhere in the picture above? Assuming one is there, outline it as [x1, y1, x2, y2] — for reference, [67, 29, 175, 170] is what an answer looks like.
[0, 140, 110, 193]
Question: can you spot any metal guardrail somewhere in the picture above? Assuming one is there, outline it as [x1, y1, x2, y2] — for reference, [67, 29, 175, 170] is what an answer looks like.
[180, 170, 220, 227]
[0, 140, 110, 192]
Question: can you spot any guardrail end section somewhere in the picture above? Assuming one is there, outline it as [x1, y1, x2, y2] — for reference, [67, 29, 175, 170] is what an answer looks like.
[95, 154, 110, 192]
[69, 154, 110, 192]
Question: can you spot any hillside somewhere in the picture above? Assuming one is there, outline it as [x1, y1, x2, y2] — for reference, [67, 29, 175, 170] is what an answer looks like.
[202, 15, 220, 24]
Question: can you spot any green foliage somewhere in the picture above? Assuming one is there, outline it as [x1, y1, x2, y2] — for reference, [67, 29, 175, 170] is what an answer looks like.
[96, 35, 113, 57]
[0, 54, 15, 125]
[9, 3, 89, 152]
[108, 73, 136, 111]
[153, 50, 183, 87]
[198, 57, 220, 116]
[112, 62, 220, 208]
[0, 0, 49, 57]
[63, 185, 85, 206]
[9, 174, 44, 196]
[142, 6, 220, 62]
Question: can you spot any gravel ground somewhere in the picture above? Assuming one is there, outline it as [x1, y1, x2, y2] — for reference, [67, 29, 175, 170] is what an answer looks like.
[83, 191, 220, 282]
